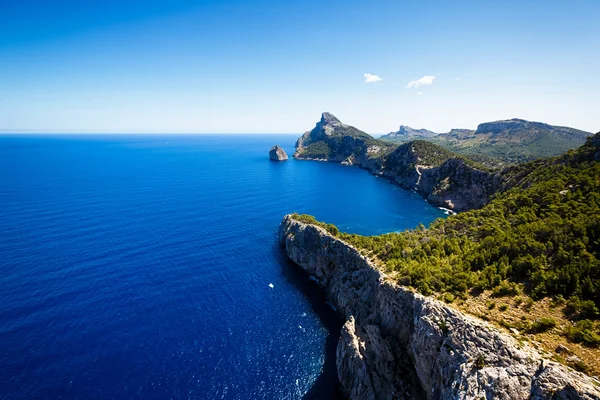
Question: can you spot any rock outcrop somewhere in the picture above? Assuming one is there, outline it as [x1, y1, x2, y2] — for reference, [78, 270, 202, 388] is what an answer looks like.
[269, 145, 288, 161]
[279, 215, 600, 400]
[294, 113, 501, 211]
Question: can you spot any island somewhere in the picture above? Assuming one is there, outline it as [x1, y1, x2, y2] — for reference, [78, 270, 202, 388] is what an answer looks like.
[269, 145, 288, 161]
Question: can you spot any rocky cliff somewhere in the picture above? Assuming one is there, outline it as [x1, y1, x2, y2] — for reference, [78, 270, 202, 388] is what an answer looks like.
[279, 215, 600, 400]
[294, 113, 501, 211]
[269, 144, 288, 161]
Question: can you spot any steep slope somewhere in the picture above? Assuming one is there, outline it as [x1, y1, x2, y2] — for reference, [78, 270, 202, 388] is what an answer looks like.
[432, 119, 592, 164]
[342, 133, 600, 304]
[279, 215, 600, 399]
[294, 132, 600, 375]
[294, 113, 502, 211]
[294, 112, 393, 162]
[279, 134, 600, 398]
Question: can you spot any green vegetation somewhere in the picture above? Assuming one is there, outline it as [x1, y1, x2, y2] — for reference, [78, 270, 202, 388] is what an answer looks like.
[565, 320, 600, 347]
[299, 135, 395, 161]
[528, 318, 557, 333]
[438, 319, 449, 335]
[474, 354, 487, 369]
[386, 140, 491, 172]
[290, 213, 339, 237]
[291, 134, 600, 347]
[428, 130, 588, 165]
[338, 137, 600, 306]
[380, 120, 591, 165]
[300, 141, 331, 158]
[565, 296, 600, 319]
[410, 140, 458, 166]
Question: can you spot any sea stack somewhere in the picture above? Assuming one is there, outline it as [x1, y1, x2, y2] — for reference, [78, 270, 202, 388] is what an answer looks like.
[269, 145, 288, 161]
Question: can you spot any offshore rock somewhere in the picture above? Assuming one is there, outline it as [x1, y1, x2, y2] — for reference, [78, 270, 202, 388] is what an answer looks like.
[269, 145, 288, 161]
[278, 215, 600, 400]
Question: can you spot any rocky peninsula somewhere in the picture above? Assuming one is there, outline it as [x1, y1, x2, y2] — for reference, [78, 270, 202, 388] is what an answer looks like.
[279, 215, 600, 399]
[294, 113, 503, 211]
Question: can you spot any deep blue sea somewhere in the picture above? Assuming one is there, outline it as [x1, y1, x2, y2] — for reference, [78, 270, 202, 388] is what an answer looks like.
[0, 135, 445, 400]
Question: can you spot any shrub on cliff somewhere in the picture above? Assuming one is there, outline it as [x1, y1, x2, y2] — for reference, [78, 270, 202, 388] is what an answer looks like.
[565, 320, 600, 347]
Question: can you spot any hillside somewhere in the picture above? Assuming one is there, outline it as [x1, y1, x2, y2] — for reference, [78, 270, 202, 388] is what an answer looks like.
[299, 132, 600, 375]
[294, 112, 502, 211]
[280, 215, 600, 398]
[294, 112, 394, 160]
[382, 125, 438, 140]
[381, 118, 592, 165]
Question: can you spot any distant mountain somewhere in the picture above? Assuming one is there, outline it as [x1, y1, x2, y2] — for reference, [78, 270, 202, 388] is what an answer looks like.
[381, 125, 438, 140]
[293, 112, 390, 160]
[294, 112, 501, 211]
[381, 118, 592, 164]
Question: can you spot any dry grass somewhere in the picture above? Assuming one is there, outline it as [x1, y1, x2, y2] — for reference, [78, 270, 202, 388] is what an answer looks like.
[444, 291, 600, 378]
[348, 238, 600, 377]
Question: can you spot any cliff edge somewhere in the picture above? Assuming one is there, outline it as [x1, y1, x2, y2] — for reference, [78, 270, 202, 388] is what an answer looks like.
[279, 215, 600, 400]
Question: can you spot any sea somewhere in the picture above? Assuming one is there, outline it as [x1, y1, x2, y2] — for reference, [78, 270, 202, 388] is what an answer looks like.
[0, 134, 446, 400]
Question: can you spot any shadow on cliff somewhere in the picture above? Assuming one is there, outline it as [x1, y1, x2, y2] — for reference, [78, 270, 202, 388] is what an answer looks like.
[273, 244, 345, 400]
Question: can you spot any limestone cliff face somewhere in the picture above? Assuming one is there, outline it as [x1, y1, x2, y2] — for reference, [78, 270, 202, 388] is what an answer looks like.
[293, 112, 383, 164]
[378, 143, 502, 211]
[293, 113, 501, 211]
[279, 215, 600, 400]
[269, 145, 288, 161]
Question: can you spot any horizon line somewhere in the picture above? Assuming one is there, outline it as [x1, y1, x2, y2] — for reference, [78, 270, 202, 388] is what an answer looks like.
[0, 131, 310, 135]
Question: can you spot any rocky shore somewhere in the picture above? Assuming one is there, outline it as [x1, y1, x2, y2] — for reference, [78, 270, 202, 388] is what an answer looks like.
[279, 215, 600, 400]
[269, 145, 288, 161]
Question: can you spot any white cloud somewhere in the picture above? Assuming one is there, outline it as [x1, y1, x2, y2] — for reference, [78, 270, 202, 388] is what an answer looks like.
[454, 77, 460, 82]
[406, 75, 435, 88]
[416, 92, 423, 96]
[364, 73, 383, 83]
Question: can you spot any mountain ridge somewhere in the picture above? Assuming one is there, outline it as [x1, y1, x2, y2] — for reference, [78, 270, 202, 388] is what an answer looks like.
[380, 118, 592, 164]
[383, 125, 438, 139]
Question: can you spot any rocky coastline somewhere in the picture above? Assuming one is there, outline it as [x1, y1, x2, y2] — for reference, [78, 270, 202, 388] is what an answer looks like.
[293, 113, 503, 212]
[269, 144, 288, 161]
[279, 215, 600, 400]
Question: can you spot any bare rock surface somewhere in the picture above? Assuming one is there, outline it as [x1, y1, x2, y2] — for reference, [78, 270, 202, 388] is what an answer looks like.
[279, 215, 600, 400]
[269, 145, 288, 161]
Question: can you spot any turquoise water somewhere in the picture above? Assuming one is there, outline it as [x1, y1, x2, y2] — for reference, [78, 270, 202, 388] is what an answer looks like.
[0, 134, 445, 399]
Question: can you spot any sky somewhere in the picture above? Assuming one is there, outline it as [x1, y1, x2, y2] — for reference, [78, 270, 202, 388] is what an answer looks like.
[1, 0, 599, 134]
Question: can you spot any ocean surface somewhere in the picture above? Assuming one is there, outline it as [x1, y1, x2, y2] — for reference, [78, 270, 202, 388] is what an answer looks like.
[0, 135, 445, 400]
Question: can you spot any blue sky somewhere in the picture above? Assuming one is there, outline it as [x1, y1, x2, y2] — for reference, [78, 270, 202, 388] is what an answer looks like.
[1, 0, 598, 133]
